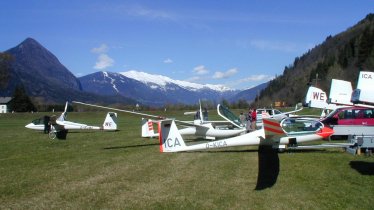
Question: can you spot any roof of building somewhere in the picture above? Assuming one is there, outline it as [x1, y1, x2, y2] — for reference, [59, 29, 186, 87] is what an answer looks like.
[0, 97, 13, 104]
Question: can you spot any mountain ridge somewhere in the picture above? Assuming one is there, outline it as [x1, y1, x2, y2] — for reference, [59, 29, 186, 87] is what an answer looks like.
[79, 71, 245, 106]
[1, 38, 266, 106]
[120, 70, 232, 92]
[254, 13, 374, 107]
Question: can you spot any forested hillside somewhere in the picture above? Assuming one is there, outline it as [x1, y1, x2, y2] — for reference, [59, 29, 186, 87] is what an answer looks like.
[254, 14, 374, 107]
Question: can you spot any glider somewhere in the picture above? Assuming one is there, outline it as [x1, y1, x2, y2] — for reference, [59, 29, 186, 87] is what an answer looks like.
[159, 118, 334, 152]
[158, 117, 336, 152]
[25, 102, 117, 139]
[73, 101, 246, 139]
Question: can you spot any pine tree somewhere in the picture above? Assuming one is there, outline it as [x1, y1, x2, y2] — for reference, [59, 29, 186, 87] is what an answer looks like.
[9, 85, 36, 112]
[0, 53, 13, 89]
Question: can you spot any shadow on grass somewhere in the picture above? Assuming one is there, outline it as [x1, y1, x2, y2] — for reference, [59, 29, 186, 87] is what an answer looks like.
[349, 161, 374, 175]
[285, 149, 344, 154]
[190, 149, 259, 153]
[67, 130, 120, 133]
[103, 143, 159, 150]
[255, 145, 279, 190]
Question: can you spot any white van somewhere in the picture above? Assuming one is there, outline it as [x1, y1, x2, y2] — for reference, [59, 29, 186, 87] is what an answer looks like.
[255, 108, 287, 128]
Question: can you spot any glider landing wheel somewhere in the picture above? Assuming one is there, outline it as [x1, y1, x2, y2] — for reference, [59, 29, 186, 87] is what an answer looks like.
[48, 131, 56, 140]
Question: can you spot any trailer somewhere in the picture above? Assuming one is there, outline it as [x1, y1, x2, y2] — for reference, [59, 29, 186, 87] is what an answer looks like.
[286, 125, 373, 155]
[331, 125, 374, 137]
[346, 135, 374, 155]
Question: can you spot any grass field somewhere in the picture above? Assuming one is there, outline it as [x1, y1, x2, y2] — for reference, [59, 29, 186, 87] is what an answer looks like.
[0, 110, 373, 209]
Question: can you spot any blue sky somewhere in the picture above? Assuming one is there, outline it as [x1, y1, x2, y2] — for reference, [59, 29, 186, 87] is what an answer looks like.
[0, 0, 372, 90]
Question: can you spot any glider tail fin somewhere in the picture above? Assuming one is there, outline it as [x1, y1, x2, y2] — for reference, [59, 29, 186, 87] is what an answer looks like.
[57, 101, 68, 121]
[328, 79, 353, 105]
[141, 118, 157, 137]
[102, 112, 117, 130]
[159, 120, 186, 152]
[351, 71, 374, 104]
[263, 118, 286, 140]
[304, 86, 328, 109]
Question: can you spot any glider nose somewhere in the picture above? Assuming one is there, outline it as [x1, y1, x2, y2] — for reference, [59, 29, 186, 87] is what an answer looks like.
[317, 127, 334, 139]
[25, 123, 34, 129]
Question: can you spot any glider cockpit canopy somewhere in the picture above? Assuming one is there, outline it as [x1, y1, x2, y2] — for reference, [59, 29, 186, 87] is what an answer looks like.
[217, 104, 244, 128]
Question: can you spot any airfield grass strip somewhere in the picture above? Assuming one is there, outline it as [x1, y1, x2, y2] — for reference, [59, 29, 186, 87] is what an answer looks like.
[0, 110, 373, 209]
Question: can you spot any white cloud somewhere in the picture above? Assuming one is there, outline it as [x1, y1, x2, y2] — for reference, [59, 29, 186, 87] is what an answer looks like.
[193, 65, 209, 75]
[213, 68, 238, 79]
[91, 44, 109, 54]
[123, 5, 174, 20]
[94, 54, 114, 70]
[239, 74, 273, 82]
[163, 58, 173, 64]
[91, 43, 114, 70]
[185, 76, 201, 82]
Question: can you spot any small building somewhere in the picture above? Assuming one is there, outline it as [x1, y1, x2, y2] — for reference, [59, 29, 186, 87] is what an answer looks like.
[274, 101, 286, 107]
[0, 97, 13, 113]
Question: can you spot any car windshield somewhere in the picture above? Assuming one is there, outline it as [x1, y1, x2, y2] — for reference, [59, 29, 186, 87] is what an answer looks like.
[274, 110, 282, 115]
[324, 108, 340, 119]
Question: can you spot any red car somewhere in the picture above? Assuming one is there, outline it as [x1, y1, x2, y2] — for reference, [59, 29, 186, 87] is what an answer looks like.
[321, 106, 374, 127]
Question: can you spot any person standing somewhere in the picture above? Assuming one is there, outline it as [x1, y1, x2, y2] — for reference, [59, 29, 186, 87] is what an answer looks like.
[239, 112, 246, 127]
[203, 108, 209, 121]
[43, 115, 50, 134]
[246, 109, 253, 132]
[251, 108, 257, 130]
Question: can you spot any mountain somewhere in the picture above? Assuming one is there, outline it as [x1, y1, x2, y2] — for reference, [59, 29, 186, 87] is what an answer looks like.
[228, 81, 269, 102]
[254, 13, 374, 107]
[0, 38, 81, 102]
[121, 70, 231, 92]
[0, 37, 265, 107]
[79, 71, 241, 106]
[0, 38, 136, 105]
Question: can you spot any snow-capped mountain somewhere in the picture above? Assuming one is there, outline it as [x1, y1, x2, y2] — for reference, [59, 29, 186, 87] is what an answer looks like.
[121, 70, 231, 92]
[79, 71, 238, 106]
[2, 37, 267, 106]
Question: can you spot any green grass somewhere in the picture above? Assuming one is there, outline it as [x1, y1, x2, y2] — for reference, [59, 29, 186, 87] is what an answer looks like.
[0, 110, 373, 209]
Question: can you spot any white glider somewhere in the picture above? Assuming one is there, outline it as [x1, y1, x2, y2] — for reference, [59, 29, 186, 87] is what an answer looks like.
[25, 102, 118, 133]
[158, 117, 335, 152]
[74, 101, 246, 140]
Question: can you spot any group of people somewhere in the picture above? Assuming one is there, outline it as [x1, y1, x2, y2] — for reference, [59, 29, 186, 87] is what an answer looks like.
[239, 108, 257, 132]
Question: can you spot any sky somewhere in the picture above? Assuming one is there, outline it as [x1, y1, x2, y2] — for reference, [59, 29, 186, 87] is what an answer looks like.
[0, 0, 372, 90]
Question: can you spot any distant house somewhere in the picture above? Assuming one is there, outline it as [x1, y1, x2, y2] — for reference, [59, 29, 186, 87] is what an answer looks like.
[0, 97, 13, 113]
[274, 101, 286, 107]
